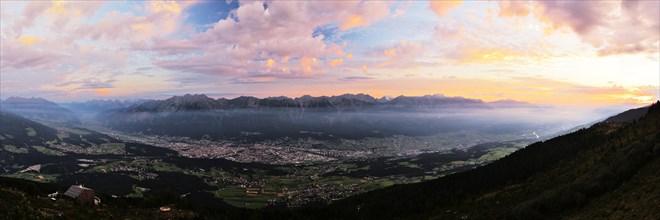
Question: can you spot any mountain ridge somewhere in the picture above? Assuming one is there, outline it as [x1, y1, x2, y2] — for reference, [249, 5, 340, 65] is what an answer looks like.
[105, 93, 525, 113]
[0, 97, 80, 125]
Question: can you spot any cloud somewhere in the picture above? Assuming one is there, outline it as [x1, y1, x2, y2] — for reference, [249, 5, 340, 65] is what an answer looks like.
[3, 1, 395, 93]
[266, 58, 275, 68]
[229, 73, 310, 84]
[340, 76, 373, 81]
[431, 21, 560, 64]
[94, 88, 110, 96]
[498, 1, 531, 17]
[133, 37, 203, 55]
[338, 1, 390, 30]
[369, 40, 426, 68]
[329, 58, 344, 68]
[498, 0, 660, 56]
[53, 77, 116, 91]
[73, 1, 193, 43]
[0, 43, 63, 70]
[152, 1, 393, 77]
[384, 49, 396, 57]
[5, 2, 50, 38]
[17, 35, 40, 45]
[429, 1, 462, 17]
[1, 0, 179, 81]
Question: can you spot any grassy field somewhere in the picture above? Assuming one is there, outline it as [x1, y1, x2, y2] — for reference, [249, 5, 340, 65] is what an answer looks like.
[214, 187, 278, 209]
[3, 145, 28, 154]
[26, 127, 37, 137]
[31, 146, 65, 156]
[1, 173, 60, 183]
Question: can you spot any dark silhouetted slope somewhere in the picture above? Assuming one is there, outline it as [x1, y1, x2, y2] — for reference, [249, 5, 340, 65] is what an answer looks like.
[603, 105, 649, 123]
[309, 101, 660, 219]
[0, 112, 59, 147]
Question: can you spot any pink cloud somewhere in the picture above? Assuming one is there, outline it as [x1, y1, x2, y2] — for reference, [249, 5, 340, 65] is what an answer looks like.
[6, 2, 50, 38]
[133, 37, 203, 55]
[152, 1, 393, 76]
[429, 1, 462, 17]
[0, 44, 63, 70]
[499, 0, 660, 56]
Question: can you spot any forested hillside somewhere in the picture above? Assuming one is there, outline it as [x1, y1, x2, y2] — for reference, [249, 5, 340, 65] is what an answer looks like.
[317, 101, 660, 219]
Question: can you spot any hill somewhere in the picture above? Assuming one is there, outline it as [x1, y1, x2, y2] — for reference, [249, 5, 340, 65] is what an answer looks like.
[308, 101, 660, 219]
[603, 105, 649, 123]
[0, 112, 60, 147]
[61, 99, 150, 113]
[0, 97, 80, 125]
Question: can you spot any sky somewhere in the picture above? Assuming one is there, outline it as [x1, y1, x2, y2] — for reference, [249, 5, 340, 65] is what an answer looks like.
[0, 0, 658, 106]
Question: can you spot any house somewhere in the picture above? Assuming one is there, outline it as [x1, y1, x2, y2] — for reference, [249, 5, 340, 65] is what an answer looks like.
[63, 185, 99, 205]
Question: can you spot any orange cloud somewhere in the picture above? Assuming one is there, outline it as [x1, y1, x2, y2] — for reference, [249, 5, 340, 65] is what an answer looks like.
[300, 57, 318, 73]
[498, 1, 531, 17]
[459, 49, 527, 64]
[346, 53, 353, 59]
[329, 58, 343, 68]
[148, 1, 183, 15]
[131, 22, 154, 31]
[429, 1, 462, 17]
[448, 42, 560, 64]
[18, 36, 40, 45]
[47, 0, 83, 16]
[384, 49, 396, 57]
[266, 59, 275, 68]
[94, 88, 109, 95]
[338, 2, 390, 30]
[341, 15, 365, 30]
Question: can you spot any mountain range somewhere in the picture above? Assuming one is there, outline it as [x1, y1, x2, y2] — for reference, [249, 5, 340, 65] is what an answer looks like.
[0, 97, 80, 125]
[91, 94, 551, 141]
[61, 99, 150, 113]
[108, 93, 536, 113]
[0, 94, 537, 116]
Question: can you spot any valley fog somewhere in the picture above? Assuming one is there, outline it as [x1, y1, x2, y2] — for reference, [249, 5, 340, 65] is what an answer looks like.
[98, 106, 608, 142]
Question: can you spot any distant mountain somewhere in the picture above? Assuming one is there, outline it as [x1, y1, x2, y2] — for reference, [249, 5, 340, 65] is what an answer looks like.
[130, 94, 222, 112]
[227, 96, 262, 108]
[111, 93, 490, 114]
[388, 94, 484, 106]
[384, 94, 487, 111]
[487, 99, 537, 108]
[61, 99, 149, 113]
[0, 97, 80, 125]
[258, 96, 299, 108]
